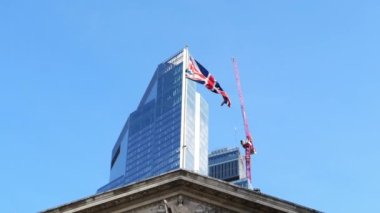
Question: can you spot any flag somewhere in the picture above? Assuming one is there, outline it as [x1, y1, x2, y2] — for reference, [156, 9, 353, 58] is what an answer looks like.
[185, 56, 231, 107]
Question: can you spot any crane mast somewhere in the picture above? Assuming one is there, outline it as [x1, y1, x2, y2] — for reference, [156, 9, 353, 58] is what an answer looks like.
[232, 58, 256, 183]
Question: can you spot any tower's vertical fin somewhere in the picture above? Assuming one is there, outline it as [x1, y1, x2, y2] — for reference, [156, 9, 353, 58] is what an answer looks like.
[194, 92, 201, 173]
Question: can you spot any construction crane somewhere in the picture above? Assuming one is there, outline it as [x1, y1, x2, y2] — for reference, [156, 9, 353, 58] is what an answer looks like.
[232, 58, 256, 184]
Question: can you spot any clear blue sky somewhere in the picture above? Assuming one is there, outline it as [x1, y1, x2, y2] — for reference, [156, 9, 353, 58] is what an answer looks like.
[1, 1, 379, 212]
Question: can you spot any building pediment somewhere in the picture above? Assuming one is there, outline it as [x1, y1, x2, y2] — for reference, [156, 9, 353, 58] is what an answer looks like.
[42, 170, 320, 213]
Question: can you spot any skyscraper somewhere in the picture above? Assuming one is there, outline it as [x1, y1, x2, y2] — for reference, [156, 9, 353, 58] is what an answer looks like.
[98, 48, 209, 193]
[208, 147, 251, 188]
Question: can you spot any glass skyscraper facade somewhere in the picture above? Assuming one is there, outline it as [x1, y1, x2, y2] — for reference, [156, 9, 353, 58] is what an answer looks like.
[98, 48, 209, 193]
[208, 147, 251, 189]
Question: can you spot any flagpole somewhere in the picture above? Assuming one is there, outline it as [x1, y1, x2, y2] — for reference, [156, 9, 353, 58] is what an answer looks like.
[180, 46, 189, 169]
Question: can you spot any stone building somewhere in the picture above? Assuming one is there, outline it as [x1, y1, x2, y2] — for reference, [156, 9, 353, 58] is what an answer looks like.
[42, 170, 320, 213]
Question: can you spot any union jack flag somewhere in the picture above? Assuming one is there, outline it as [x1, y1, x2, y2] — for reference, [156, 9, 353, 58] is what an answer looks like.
[185, 56, 231, 107]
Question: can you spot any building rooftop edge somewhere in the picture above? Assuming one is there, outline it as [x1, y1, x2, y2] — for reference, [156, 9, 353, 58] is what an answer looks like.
[209, 147, 240, 156]
[41, 169, 321, 213]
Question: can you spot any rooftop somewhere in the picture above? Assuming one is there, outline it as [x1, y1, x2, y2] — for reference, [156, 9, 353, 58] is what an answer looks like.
[41, 169, 321, 213]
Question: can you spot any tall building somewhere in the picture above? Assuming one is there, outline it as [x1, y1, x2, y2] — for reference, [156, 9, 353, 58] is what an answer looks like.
[208, 147, 251, 188]
[98, 48, 209, 193]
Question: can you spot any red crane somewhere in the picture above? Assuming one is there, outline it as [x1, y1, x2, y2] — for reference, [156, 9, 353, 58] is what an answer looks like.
[232, 58, 256, 183]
